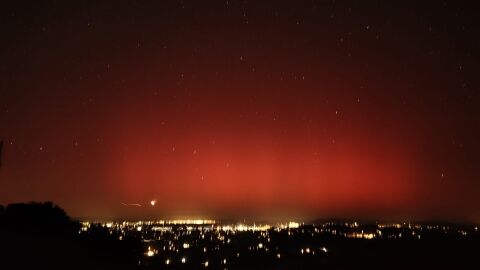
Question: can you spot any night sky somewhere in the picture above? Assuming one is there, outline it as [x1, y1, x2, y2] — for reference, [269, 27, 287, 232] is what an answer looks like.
[0, 1, 479, 221]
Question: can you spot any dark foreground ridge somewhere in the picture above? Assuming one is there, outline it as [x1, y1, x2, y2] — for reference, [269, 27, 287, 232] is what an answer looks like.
[1, 202, 479, 269]
[0, 202, 141, 270]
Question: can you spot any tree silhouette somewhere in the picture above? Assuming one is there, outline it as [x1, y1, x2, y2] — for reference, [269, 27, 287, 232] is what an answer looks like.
[1, 201, 75, 234]
[0, 201, 140, 269]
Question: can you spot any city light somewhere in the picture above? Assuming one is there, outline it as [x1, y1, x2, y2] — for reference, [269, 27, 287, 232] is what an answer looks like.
[4, 2, 479, 270]
[89, 219, 477, 268]
[145, 246, 157, 257]
[288, 221, 300, 228]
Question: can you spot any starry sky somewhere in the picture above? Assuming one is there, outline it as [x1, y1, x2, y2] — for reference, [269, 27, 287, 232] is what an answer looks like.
[0, 1, 479, 221]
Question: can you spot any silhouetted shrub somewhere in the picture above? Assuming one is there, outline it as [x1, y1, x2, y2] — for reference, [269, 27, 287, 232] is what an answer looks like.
[0, 201, 78, 234]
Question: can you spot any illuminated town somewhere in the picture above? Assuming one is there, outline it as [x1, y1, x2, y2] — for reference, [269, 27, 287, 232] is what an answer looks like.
[78, 219, 479, 268]
[2, 1, 480, 269]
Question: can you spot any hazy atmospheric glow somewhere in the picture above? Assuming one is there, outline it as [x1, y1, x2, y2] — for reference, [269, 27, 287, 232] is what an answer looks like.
[0, 1, 479, 221]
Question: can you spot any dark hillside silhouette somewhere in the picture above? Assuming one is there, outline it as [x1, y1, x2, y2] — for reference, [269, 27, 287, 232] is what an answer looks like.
[1, 202, 74, 233]
[1, 202, 479, 269]
[0, 202, 141, 270]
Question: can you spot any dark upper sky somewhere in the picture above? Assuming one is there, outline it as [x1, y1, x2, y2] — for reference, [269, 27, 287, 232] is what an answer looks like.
[0, 1, 479, 221]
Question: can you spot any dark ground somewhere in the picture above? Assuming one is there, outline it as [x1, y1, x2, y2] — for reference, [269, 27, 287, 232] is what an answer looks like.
[1, 202, 478, 269]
